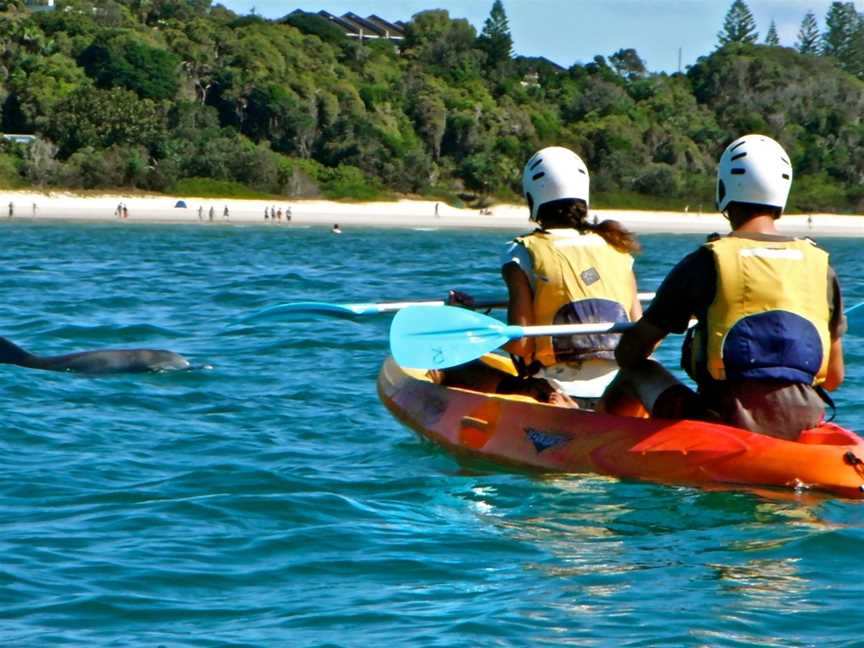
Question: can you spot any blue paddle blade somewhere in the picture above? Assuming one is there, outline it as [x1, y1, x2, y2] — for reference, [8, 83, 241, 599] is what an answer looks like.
[390, 306, 513, 369]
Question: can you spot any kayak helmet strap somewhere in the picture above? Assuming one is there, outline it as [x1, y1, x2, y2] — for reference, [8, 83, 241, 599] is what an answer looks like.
[815, 385, 837, 423]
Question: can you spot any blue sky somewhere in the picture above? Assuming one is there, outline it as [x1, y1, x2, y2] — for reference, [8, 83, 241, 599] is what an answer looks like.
[218, 1, 843, 72]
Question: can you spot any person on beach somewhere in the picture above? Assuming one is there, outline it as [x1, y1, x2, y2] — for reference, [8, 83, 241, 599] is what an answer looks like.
[439, 146, 642, 404]
[223, 205, 230, 220]
[286, 206, 292, 222]
[8, 201, 12, 218]
[122, 204, 128, 219]
[603, 134, 846, 440]
[332, 223, 342, 234]
[198, 205, 204, 221]
[264, 206, 269, 220]
[276, 207, 282, 221]
[209, 206, 214, 221]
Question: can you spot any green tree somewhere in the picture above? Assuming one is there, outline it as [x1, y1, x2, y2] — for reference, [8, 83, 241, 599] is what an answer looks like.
[403, 10, 483, 81]
[6, 52, 88, 130]
[796, 11, 821, 54]
[718, 0, 758, 46]
[130, 0, 212, 25]
[162, 18, 224, 105]
[477, 0, 513, 71]
[245, 83, 317, 157]
[765, 20, 780, 46]
[609, 48, 647, 80]
[78, 35, 180, 100]
[409, 87, 447, 160]
[45, 86, 166, 156]
[822, 1, 863, 76]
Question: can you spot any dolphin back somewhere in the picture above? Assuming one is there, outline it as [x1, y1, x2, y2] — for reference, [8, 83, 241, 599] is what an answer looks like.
[44, 348, 192, 373]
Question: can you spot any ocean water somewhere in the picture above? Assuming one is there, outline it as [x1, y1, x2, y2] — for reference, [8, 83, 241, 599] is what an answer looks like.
[1, 219, 863, 647]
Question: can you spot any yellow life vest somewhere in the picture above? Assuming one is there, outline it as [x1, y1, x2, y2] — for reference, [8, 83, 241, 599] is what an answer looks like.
[689, 236, 830, 384]
[517, 230, 635, 366]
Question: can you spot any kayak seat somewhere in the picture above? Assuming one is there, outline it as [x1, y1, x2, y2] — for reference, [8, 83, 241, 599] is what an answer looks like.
[797, 423, 860, 446]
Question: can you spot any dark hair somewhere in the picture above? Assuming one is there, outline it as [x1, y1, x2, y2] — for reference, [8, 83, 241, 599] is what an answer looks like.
[725, 201, 782, 221]
[535, 199, 641, 254]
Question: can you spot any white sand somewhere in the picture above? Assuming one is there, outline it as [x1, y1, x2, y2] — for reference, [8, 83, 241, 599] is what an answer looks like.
[2, 189, 862, 236]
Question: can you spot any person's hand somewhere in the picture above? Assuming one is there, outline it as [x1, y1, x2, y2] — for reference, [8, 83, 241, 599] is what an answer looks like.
[447, 290, 476, 309]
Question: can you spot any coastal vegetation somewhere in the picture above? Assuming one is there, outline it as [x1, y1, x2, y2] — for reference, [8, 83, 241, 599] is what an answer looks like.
[1, 0, 864, 212]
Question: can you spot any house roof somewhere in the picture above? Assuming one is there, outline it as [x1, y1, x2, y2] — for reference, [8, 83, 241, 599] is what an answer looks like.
[293, 10, 405, 40]
[366, 14, 406, 38]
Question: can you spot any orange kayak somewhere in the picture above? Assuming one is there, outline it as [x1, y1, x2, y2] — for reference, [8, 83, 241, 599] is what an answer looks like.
[378, 356, 864, 499]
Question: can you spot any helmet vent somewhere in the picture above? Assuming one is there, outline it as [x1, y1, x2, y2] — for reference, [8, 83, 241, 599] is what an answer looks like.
[532, 172, 545, 181]
[731, 141, 746, 151]
[731, 152, 747, 161]
[530, 158, 543, 170]
[782, 173, 790, 180]
[578, 169, 587, 175]
[731, 168, 746, 175]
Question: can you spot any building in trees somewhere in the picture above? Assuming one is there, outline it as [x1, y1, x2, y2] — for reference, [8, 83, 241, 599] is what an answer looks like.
[24, 0, 54, 10]
[1, 133, 36, 144]
[292, 10, 405, 42]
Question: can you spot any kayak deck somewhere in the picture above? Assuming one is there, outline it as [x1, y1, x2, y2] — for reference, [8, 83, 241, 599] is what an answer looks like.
[377, 356, 864, 499]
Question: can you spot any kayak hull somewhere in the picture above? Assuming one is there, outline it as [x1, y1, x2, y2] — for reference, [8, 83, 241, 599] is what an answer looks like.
[378, 357, 864, 499]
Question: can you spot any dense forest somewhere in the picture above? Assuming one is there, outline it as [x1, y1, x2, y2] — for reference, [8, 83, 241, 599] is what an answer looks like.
[1, 0, 864, 212]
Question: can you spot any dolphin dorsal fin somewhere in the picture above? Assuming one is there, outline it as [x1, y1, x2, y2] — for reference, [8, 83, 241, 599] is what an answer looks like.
[0, 337, 38, 367]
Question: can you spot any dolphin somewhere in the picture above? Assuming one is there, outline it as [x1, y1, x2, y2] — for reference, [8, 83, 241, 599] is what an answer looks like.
[0, 336, 191, 374]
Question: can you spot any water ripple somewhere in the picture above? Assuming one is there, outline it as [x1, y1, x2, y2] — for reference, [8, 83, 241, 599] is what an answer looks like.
[0, 223, 863, 645]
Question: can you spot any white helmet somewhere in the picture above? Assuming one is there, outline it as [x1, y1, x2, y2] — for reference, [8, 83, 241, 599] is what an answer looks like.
[716, 134, 792, 214]
[522, 146, 590, 220]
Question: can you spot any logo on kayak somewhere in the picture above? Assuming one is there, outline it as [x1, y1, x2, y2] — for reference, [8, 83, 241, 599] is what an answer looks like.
[420, 395, 447, 425]
[525, 427, 569, 453]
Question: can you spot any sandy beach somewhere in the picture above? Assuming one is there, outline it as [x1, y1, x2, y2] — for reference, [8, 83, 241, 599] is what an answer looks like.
[2, 189, 862, 236]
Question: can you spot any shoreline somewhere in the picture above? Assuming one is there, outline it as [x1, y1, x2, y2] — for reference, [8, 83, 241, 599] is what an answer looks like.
[2, 189, 863, 237]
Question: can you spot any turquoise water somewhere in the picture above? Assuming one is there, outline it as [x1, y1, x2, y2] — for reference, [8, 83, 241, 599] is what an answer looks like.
[1, 221, 863, 646]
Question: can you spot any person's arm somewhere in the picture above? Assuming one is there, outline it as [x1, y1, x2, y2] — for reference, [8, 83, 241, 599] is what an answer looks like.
[823, 338, 844, 391]
[616, 248, 713, 368]
[823, 267, 846, 391]
[628, 272, 642, 321]
[615, 319, 667, 369]
[501, 262, 534, 358]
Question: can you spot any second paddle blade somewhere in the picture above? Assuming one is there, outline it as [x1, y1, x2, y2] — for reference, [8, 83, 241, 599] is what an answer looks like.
[390, 305, 510, 369]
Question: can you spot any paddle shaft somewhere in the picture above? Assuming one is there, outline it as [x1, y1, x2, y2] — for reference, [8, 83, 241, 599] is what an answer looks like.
[504, 321, 635, 337]
[348, 292, 654, 314]
[247, 292, 656, 319]
[367, 298, 506, 313]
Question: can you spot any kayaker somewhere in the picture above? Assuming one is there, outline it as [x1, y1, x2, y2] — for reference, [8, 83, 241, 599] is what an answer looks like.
[604, 134, 846, 440]
[442, 146, 642, 402]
